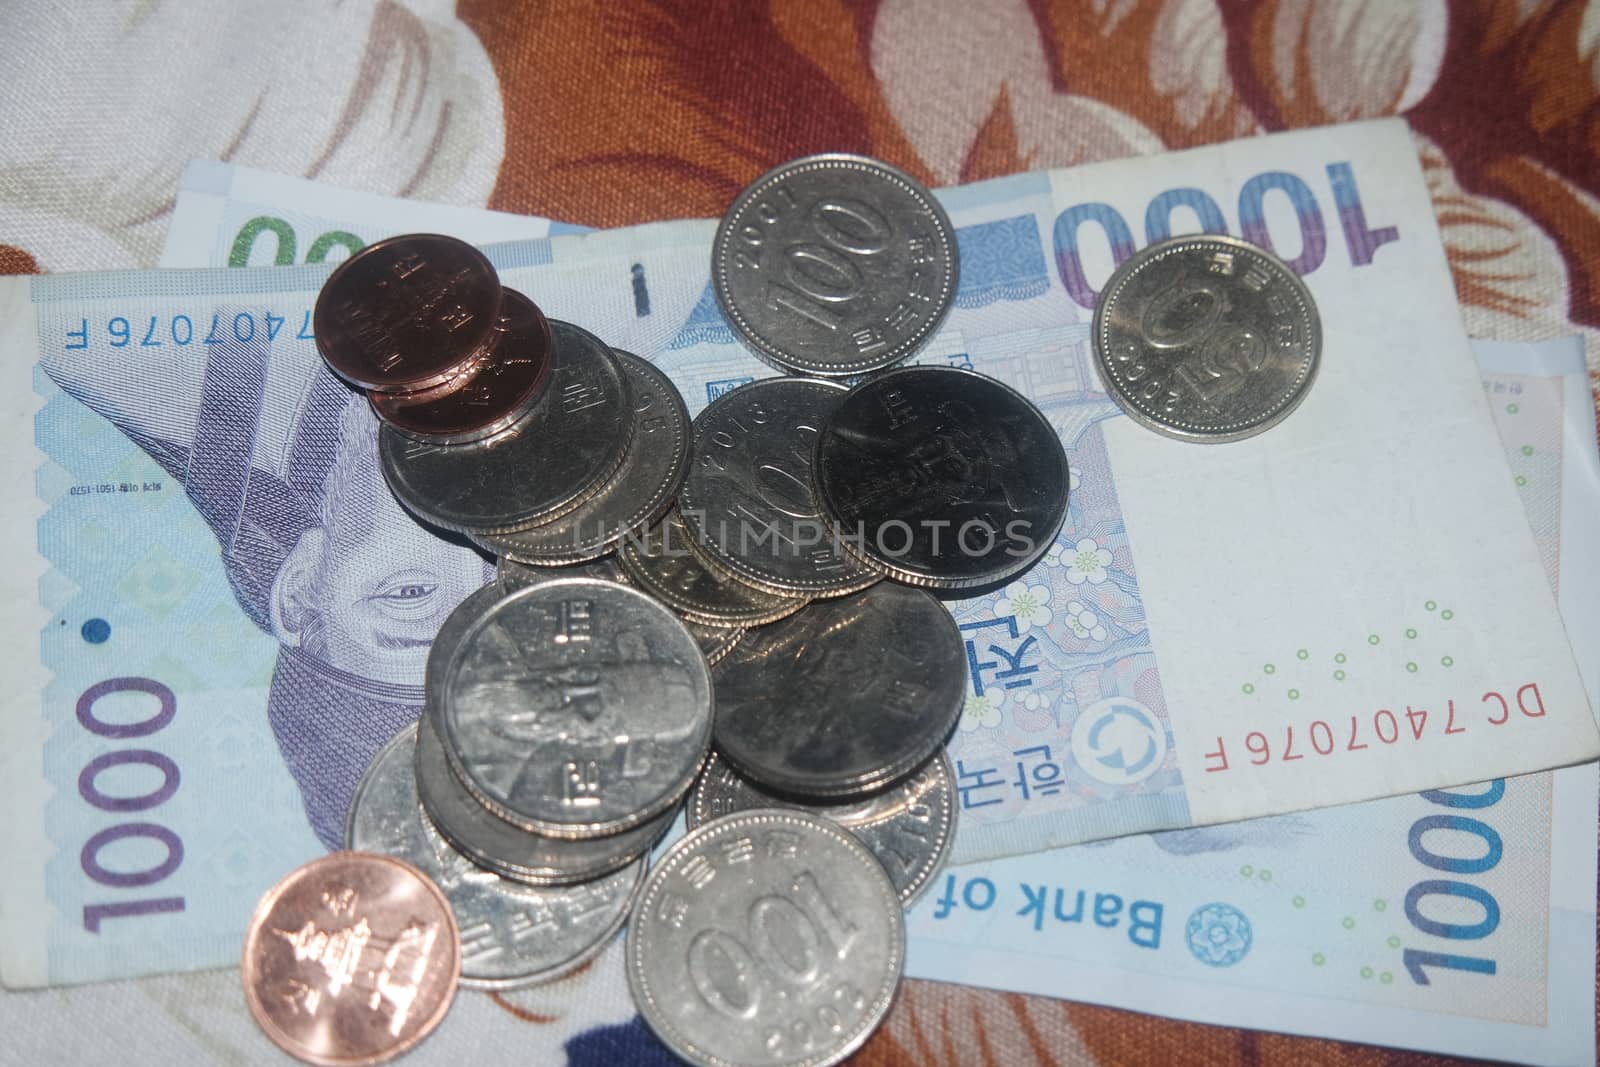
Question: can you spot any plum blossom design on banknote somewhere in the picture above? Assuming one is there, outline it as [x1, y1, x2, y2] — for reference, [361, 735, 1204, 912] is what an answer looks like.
[944, 406, 1178, 841]
[994, 582, 1053, 630]
[1062, 539, 1112, 586]
[1064, 601, 1108, 643]
[961, 690, 1005, 733]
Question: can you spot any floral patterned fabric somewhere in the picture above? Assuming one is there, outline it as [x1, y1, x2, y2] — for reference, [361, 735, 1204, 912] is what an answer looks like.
[2, 2, 1596, 1063]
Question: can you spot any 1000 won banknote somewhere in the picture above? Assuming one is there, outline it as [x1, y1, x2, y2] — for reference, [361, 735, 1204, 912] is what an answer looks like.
[2, 117, 1594, 987]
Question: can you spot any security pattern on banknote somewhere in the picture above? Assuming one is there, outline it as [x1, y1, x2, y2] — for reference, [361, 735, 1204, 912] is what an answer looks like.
[3, 119, 1595, 998]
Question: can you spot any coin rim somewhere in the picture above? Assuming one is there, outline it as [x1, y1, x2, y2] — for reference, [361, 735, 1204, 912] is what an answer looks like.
[367, 288, 555, 446]
[378, 320, 637, 535]
[343, 723, 650, 989]
[812, 365, 1070, 589]
[687, 750, 957, 906]
[1090, 233, 1323, 443]
[619, 511, 813, 627]
[625, 808, 906, 1067]
[435, 577, 714, 839]
[241, 850, 460, 1067]
[677, 376, 879, 596]
[470, 350, 690, 563]
[712, 153, 959, 377]
[314, 233, 501, 393]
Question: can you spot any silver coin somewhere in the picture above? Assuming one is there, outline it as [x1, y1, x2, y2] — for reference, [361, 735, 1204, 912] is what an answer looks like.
[435, 577, 713, 839]
[416, 710, 672, 885]
[378, 319, 635, 534]
[1092, 234, 1322, 442]
[347, 724, 646, 989]
[712, 582, 966, 798]
[814, 365, 1069, 589]
[619, 509, 810, 628]
[712, 154, 958, 377]
[496, 554, 629, 590]
[690, 621, 746, 668]
[497, 554, 748, 665]
[689, 751, 955, 906]
[627, 809, 904, 1067]
[472, 351, 690, 564]
[678, 377, 878, 597]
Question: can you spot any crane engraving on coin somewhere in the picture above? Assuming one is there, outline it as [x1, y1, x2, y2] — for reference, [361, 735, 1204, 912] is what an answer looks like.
[1092, 234, 1322, 442]
[712, 154, 958, 377]
[814, 366, 1069, 589]
[712, 582, 966, 798]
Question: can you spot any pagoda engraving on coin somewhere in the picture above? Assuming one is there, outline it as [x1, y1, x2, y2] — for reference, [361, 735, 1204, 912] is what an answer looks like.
[241, 852, 460, 1066]
[368, 288, 553, 445]
[435, 578, 712, 838]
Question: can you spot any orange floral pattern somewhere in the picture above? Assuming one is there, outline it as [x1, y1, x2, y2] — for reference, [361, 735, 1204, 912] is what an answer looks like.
[457, 0, 1600, 413]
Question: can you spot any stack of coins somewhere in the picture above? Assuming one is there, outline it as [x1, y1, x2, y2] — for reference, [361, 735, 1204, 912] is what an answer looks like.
[317, 232, 693, 566]
[314, 234, 554, 445]
[245, 154, 1090, 1067]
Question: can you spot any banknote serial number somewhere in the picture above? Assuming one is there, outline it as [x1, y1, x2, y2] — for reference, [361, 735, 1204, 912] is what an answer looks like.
[62, 311, 314, 350]
[1201, 683, 1550, 773]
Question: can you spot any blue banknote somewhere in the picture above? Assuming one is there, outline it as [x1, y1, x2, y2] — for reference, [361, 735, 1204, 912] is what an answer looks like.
[904, 337, 1600, 1066]
[3, 119, 1593, 990]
